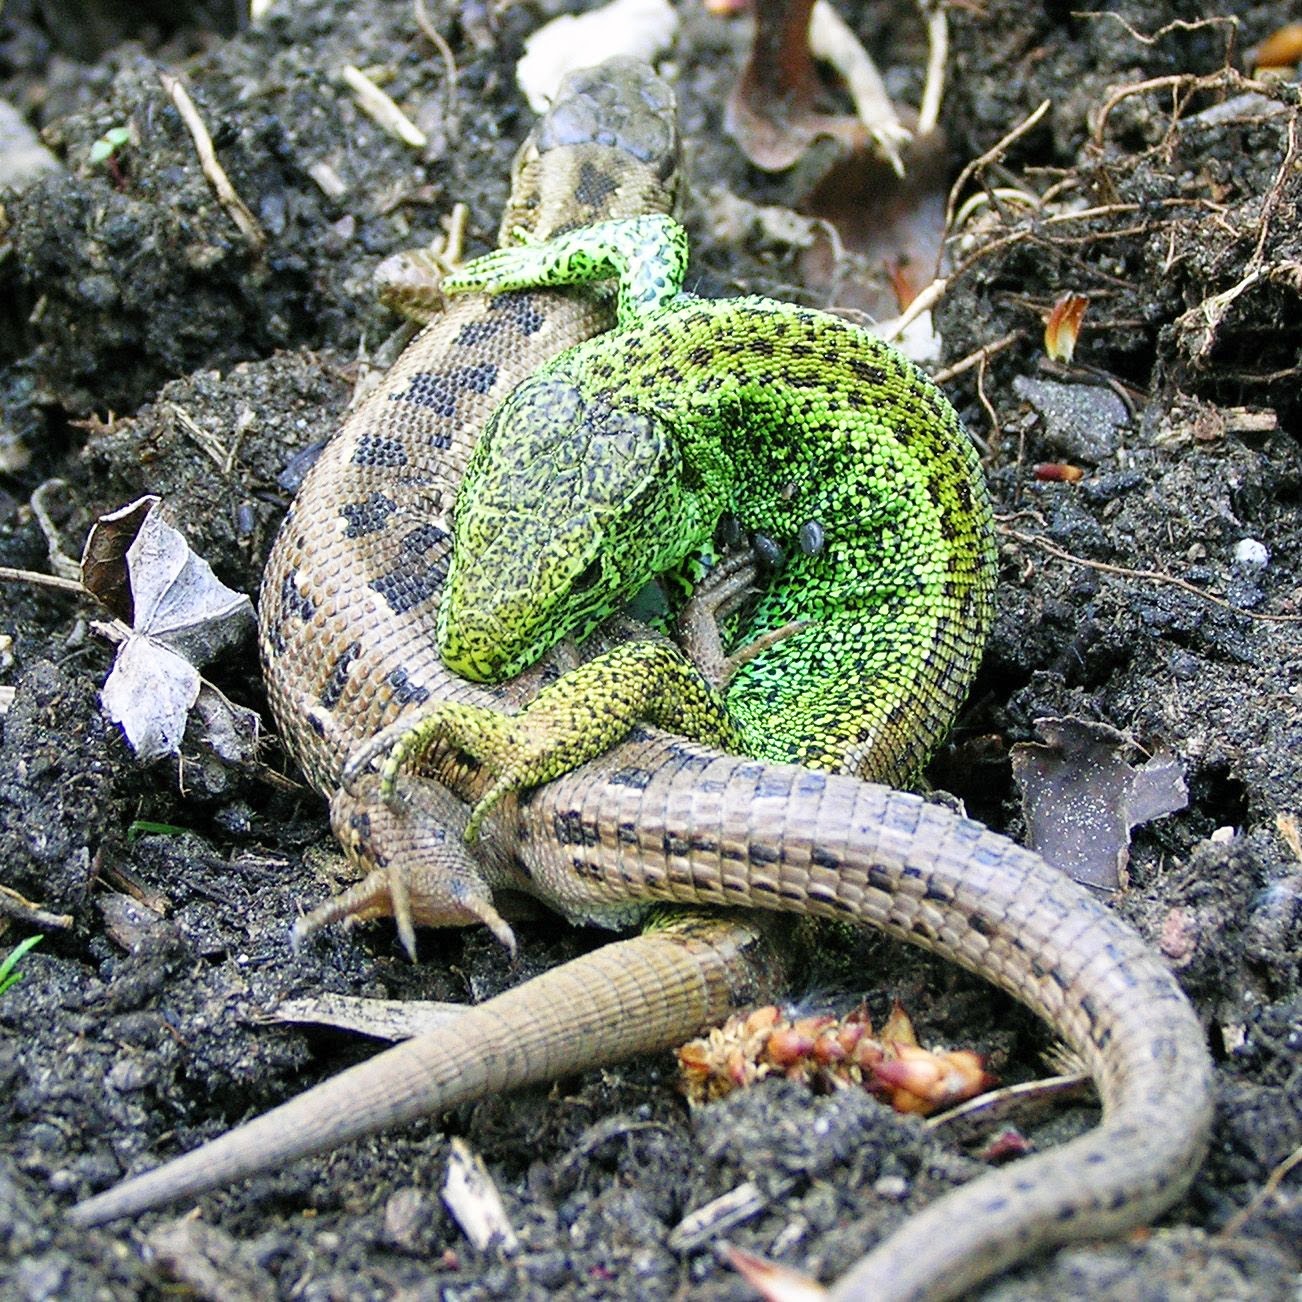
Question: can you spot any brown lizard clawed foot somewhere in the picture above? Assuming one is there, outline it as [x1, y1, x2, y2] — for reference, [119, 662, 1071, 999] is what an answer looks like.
[293, 772, 519, 960]
[676, 549, 807, 688]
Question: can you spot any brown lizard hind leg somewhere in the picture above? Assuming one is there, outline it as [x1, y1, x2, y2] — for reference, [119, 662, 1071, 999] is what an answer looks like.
[676, 550, 808, 690]
[294, 774, 518, 959]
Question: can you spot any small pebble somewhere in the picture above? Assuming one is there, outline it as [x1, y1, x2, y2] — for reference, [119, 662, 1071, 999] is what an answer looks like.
[873, 1175, 909, 1201]
[383, 1187, 433, 1251]
[1232, 538, 1269, 569]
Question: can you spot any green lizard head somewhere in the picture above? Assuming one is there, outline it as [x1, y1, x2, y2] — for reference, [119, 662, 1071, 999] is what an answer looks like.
[437, 374, 693, 682]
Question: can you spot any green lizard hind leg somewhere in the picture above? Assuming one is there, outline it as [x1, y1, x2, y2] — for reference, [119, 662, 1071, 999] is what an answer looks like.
[441, 214, 689, 327]
[354, 638, 740, 843]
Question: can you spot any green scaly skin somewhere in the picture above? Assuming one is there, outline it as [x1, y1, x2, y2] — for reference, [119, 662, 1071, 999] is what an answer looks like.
[380, 214, 996, 828]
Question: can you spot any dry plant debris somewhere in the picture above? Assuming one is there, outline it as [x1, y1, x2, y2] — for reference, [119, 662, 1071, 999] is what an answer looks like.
[1010, 717, 1188, 892]
[82, 496, 258, 764]
[679, 1001, 992, 1115]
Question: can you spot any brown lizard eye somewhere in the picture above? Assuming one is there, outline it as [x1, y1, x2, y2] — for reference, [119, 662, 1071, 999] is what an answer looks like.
[572, 559, 602, 591]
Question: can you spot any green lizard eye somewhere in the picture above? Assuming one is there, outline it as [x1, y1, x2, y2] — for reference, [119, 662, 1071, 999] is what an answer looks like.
[572, 559, 602, 592]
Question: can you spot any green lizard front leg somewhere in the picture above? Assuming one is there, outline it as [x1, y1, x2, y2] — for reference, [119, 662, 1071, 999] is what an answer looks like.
[346, 636, 737, 841]
[443, 213, 689, 326]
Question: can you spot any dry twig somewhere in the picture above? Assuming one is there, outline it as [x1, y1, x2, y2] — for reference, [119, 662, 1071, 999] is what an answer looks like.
[0, 565, 87, 597]
[340, 64, 428, 149]
[1001, 527, 1302, 624]
[413, 0, 460, 138]
[1216, 1144, 1302, 1241]
[944, 99, 1050, 233]
[159, 71, 266, 252]
[0, 884, 74, 931]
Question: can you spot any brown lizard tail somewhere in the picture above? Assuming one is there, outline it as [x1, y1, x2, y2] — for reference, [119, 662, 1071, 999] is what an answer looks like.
[72, 728, 1213, 1302]
[516, 730, 1214, 1301]
[66, 909, 784, 1228]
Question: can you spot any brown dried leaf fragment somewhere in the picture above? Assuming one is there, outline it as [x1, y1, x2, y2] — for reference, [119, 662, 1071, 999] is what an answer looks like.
[1033, 462, 1085, 484]
[725, 0, 868, 173]
[1044, 293, 1088, 363]
[1251, 23, 1302, 71]
[1010, 717, 1188, 892]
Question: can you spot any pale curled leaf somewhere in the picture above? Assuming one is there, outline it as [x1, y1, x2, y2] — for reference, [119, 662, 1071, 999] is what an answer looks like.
[86, 497, 256, 762]
[83, 496, 255, 660]
[123, 502, 254, 663]
[100, 635, 201, 763]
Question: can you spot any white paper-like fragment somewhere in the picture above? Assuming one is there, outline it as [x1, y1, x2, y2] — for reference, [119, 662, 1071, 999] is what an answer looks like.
[442, 1138, 519, 1254]
[516, 0, 677, 113]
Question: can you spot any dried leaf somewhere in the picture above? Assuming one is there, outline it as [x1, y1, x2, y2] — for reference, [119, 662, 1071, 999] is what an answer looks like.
[1252, 23, 1302, 70]
[100, 634, 202, 762]
[1010, 717, 1188, 892]
[1044, 293, 1088, 362]
[81, 495, 156, 623]
[84, 497, 256, 763]
[266, 993, 465, 1041]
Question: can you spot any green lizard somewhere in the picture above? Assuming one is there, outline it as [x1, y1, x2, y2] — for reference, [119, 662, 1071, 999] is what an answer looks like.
[359, 213, 997, 825]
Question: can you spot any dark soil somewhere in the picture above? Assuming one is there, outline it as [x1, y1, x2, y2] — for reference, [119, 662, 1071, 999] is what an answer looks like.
[1, 1, 1299, 1298]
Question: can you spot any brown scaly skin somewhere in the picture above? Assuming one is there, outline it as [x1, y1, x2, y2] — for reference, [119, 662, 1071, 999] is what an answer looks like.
[69, 59, 1214, 1302]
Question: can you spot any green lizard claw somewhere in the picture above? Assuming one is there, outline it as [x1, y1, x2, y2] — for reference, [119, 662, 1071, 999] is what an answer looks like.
[375, 701, 529, 844]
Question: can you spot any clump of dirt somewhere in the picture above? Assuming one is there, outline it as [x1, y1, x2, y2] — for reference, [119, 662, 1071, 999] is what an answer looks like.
[1, 1, 1299, 1299]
